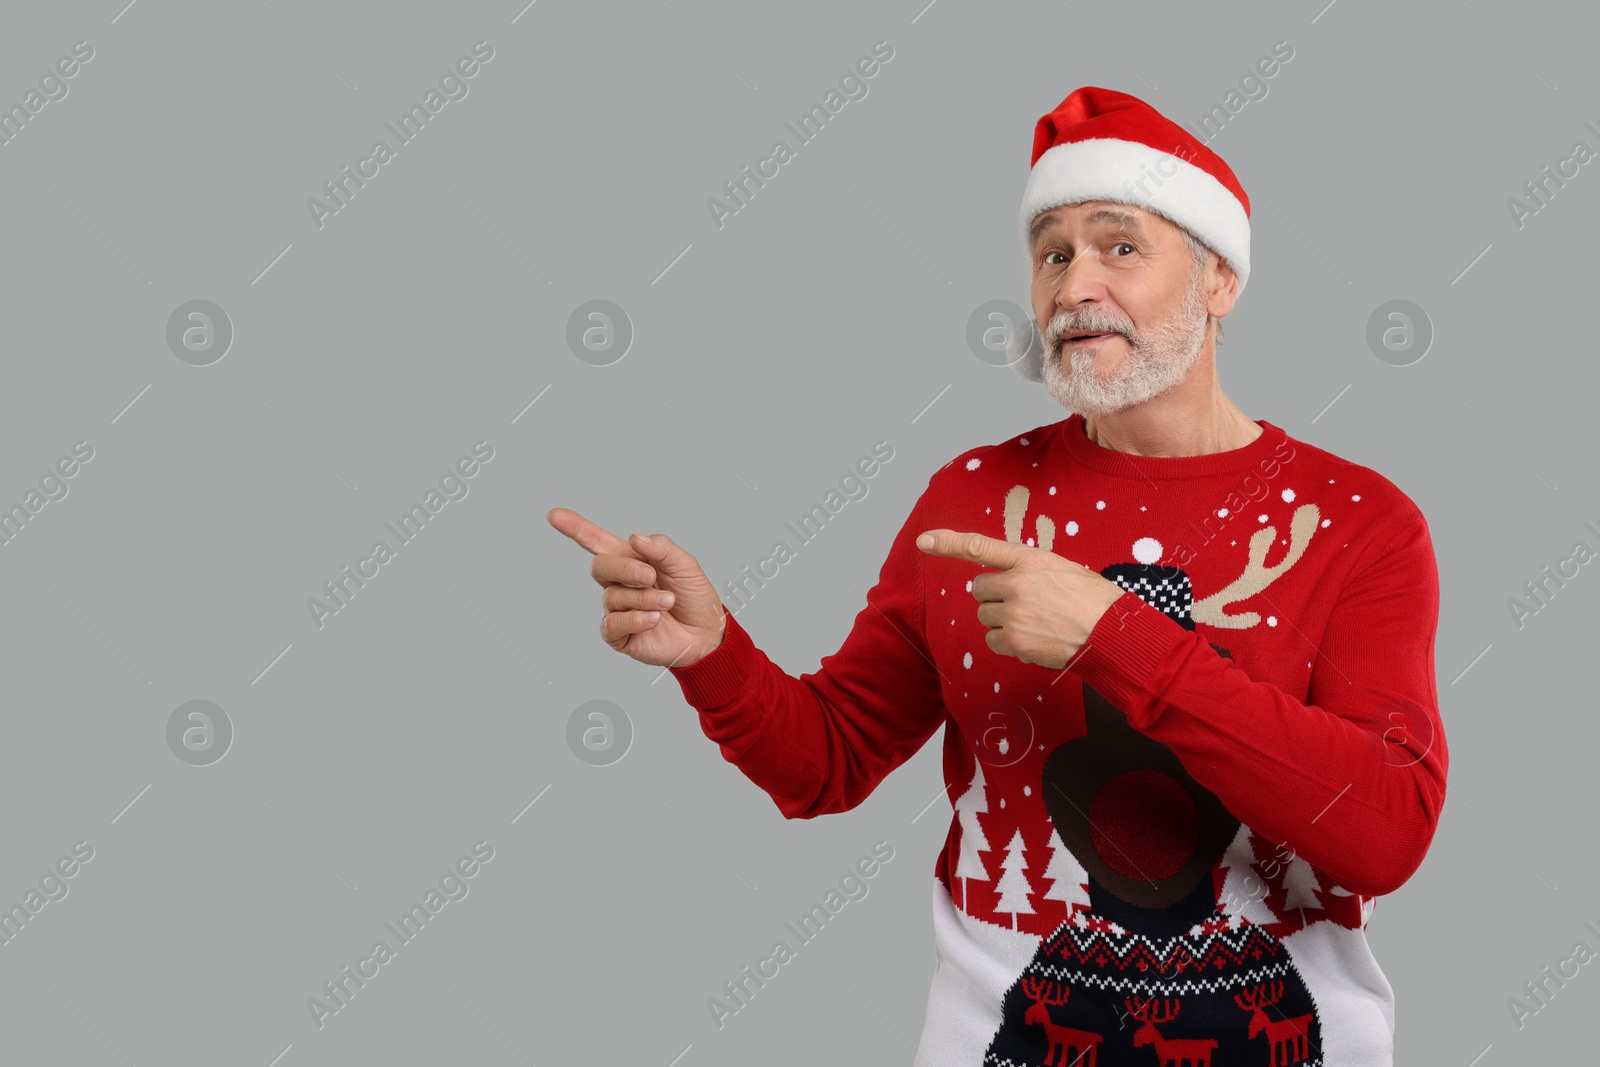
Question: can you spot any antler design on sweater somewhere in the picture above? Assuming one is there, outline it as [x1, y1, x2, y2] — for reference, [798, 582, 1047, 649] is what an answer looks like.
[1003, 484, 1321, 631]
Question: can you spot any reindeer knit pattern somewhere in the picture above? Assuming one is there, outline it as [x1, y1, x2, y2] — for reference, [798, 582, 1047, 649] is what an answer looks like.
[669, 413, 1447, 1067]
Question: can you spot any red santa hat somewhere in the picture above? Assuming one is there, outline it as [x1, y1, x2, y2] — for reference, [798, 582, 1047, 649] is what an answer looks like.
[1008, 86, 1252, 381]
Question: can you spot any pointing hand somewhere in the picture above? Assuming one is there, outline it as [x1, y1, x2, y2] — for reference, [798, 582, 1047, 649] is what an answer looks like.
[916, 528, 1127, 669]
[548, 507, 727, 669]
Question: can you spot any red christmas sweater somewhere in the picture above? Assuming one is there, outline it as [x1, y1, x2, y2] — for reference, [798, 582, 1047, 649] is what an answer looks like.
[668, 412, 1447, 1067]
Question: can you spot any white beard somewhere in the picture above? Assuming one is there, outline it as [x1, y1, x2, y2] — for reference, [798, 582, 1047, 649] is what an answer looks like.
[1040, 270, 1210, 416]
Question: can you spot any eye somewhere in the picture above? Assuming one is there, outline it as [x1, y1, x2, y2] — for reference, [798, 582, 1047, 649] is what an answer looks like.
[1041, 242, 1135, 266]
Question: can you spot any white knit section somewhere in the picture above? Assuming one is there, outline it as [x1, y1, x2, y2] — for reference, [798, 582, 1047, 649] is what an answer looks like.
[916, 877, 1041, 1067]
[1018, 136, 1251, 296]
[1281, 920, 1398, 1066]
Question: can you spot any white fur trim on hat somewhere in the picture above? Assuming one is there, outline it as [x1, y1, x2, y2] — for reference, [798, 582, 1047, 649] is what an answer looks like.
[1018, 137, 1250, 296]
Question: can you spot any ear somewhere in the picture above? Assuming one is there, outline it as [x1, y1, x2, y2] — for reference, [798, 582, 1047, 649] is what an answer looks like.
[1206, 255, 1241, 320]
[1006, 313, 1045, 382]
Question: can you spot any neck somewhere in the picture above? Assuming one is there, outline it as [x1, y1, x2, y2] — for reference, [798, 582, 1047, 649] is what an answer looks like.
[1079, 359, 1259, 457]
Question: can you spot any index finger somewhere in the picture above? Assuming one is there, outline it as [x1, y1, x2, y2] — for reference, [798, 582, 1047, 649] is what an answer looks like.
[915, 529, 1032, 569]
[547, 507, 640, 559]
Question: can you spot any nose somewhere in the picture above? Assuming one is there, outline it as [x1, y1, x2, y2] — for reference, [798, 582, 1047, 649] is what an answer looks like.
[1050, 251, 1112, 316]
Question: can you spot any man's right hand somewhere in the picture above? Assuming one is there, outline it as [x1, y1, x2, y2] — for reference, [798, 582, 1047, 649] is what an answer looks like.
[547, 507, 726, 669]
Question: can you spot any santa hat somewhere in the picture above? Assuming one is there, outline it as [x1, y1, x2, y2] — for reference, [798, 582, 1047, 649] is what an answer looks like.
[1007, 86, 1251, 381]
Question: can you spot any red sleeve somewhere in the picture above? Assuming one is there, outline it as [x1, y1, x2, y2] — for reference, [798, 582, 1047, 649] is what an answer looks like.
[665, 489, 949, 819]
[1064, 517, 1448, 898]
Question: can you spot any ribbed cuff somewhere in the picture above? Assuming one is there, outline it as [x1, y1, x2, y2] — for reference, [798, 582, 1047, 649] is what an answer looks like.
[1065, 589, 1191, 729]
[666, 604, 752, 710]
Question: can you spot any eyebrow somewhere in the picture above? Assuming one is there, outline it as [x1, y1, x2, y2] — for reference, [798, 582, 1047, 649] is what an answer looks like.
[1029, 208, 1149, 249]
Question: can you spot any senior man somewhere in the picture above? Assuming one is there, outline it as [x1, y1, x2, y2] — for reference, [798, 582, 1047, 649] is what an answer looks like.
[550, 86, 1446, 1066]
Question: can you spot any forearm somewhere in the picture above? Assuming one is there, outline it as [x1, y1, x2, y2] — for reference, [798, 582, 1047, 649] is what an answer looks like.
[1068, 589, 1446, 897]
[670, 605, 945, 820]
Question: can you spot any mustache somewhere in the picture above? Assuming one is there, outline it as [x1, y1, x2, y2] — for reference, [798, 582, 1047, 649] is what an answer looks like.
[1043, 311, 1132, 347]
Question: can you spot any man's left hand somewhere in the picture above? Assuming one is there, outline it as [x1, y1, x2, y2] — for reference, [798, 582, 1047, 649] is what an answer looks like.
[916, 529, 1128, 670]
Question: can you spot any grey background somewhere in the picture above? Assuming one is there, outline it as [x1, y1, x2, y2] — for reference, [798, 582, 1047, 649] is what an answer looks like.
[0, 0, 1590, 1064]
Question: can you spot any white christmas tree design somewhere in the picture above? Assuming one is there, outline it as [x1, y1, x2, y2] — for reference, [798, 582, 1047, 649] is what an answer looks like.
[1040, 822, 1093, 924]
[994, 828, 1037, 931]
[1216, 826, 1277, 929]
[954, 760, 993, 911]
[1281, 853, 1323, 927]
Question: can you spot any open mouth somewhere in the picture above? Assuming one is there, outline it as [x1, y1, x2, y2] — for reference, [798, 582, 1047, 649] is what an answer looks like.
[1065, 332, 1119, 344]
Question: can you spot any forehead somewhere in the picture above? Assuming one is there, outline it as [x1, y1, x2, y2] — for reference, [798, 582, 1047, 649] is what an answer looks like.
[1030, 201, 1159, 242]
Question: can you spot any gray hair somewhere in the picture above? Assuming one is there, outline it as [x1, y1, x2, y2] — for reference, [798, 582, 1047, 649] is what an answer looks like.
[1177, 224, 1226, 348]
